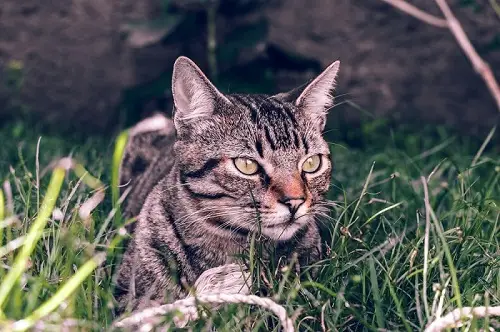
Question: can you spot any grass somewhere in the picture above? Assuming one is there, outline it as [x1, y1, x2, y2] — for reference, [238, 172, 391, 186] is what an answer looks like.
[0, 119, 498, 331]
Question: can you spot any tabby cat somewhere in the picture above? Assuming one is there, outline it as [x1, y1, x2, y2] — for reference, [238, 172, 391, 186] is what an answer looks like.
[115, 56, 340, 312]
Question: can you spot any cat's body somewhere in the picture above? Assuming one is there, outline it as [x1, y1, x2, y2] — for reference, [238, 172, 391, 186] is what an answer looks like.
[115, 57, 340, 312]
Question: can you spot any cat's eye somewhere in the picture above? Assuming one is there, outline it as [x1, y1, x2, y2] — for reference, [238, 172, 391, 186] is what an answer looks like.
[302, 155, 322, 173]
[234, 158, 259, 175]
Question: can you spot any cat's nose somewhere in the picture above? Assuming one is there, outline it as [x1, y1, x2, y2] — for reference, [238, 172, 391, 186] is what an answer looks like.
[279, 196, 305, 215]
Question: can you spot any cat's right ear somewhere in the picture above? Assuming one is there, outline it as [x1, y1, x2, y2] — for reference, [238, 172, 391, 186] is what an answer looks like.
[274, 60, 340, 130]
[171, 56, 231, 128]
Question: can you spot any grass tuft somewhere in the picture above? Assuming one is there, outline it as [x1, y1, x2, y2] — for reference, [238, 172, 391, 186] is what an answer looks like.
[0, 120, 498, 331]
[111, 130, 129, 227]
[0, 165, 66, 316]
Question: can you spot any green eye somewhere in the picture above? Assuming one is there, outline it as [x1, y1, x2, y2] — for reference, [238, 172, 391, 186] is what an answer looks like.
[234, 158, 259, 175]
[302, 155, 322, 173]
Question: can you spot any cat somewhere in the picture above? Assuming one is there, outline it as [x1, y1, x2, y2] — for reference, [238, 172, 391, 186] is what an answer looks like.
[114, 56, 340, 312]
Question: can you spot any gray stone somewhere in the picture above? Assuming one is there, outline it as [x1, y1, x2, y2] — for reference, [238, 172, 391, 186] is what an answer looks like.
[266, 0, 500, 134]
[0, 0, 158, 132]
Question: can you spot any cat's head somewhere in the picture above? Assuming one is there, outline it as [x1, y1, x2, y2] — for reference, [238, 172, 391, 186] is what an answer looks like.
[171, 56, 339, 241]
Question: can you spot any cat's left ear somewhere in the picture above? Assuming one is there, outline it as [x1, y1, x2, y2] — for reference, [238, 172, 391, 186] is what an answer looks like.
[171, 56, 231, 129]
[275, 60, 340, 130]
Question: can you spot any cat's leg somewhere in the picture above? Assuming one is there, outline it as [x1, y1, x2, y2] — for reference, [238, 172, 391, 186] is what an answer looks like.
[114, 237, 186, 313]
[114, 115, 180, 313]
[114, 183, 196, 314]
[114, 217, 189, 314]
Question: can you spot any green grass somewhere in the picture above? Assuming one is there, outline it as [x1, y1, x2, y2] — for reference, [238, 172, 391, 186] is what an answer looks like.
[0, 120, 498, 331]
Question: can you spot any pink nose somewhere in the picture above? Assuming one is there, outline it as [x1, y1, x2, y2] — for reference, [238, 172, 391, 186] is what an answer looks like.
[279, 196, 305, 214]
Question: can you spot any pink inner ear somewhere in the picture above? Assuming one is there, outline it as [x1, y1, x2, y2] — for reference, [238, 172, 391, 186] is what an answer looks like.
[173, 76, 191, 112]
[172, 57, 232, 122]
[295, 60, 340, 112]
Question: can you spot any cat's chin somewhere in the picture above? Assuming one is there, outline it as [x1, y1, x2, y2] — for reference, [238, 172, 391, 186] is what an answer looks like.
[257, 205, 312, 241]
[260, 219, 309, 241]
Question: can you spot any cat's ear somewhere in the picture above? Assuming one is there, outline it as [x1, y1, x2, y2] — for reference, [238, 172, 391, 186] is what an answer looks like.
[275, 60, 340, 129]
[171, 56, 231, 126]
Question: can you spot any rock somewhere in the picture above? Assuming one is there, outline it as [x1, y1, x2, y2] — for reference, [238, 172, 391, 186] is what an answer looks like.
[0, 0, 158, 133]
[266, 0, 500, 134]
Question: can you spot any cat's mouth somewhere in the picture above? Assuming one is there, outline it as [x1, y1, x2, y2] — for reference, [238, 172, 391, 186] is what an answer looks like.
[263, 220, 293, 228]
[257, 210, 312, 241]
[203, 204, 311, 240]
[264, 213, 307, 228]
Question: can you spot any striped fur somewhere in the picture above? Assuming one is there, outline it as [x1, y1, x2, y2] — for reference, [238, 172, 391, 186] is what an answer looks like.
[115, 56, 340, 312]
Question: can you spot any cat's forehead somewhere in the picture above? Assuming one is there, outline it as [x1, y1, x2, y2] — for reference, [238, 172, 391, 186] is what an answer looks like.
[233, 95, 297, 146]
[221, 94, 328, 156]
[227, 94, 295, 120]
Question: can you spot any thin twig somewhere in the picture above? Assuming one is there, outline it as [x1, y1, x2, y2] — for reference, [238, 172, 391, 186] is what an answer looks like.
[414, 276, 424, 327]
[424, 306, 500, 332]
[79, 189, 105, 221]
[2, 181, 13, 217]
[434, 0, 500, 112]
[421, 176, 432, 321]
[381, 0, 500, 112]
[0, 236, 26, 259]
[472, 126, 496, 167]
[380, 0, 448, 27]
[320, 300, 329, 332]
[35, 137, 41, 210]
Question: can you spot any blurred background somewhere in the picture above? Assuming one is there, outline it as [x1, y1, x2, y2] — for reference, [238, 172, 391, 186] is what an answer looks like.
[0, 0, 499, 139]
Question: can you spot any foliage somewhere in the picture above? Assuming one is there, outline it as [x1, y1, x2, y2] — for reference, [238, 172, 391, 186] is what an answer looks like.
[0, 120, 498, 331]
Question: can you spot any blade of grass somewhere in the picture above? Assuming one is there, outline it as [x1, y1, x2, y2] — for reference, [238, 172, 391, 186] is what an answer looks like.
[490, 212, 499, 244]
[2, 181, 13, 217]
[93, 187, 131, 246]
[72, 163, 105, 190]
[10, 253, 106, 331]
[111, 130, 129, 226]
[386, 275, 412, 332]
[435, 277, 451, 319]
[421, 176, 432, 321]
[411, 137, 455, 162]
[300, 281, 337, 298]
[422, 179, 463, 309]
[0, 189, 4, 222]
[429, 208, 462, 307]
[361, 201, 403, 227]
[368, 256, 385, 329]
[414, 275, 424, 327]
[0, 164, 66, 317]
[348, 161, 375, 226]
[0, 236, 25, 259]
[0, 189, 4, 246]
[471, 126, 495, 167]
[35, 136, 41, 210]
[275, 255, 297, 300]
[484, 291, 490, 331]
